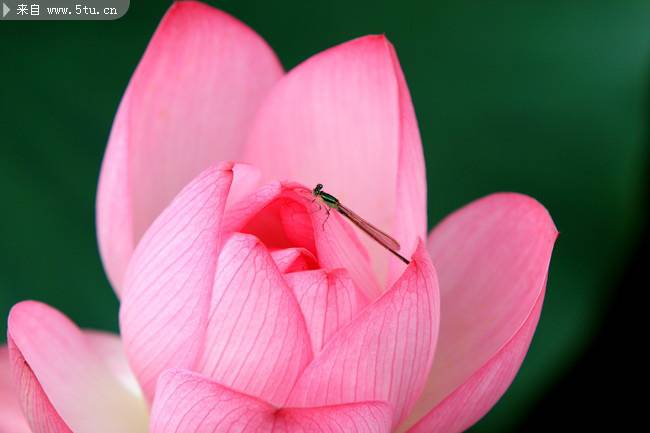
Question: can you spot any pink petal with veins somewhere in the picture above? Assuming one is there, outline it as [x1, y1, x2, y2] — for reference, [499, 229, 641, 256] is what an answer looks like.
[244, 35, 426, 284]
[1, 345, 39, 433]
[150, 369, 393, 433]
[284, 268, 369, 351]
[97, 0, 282, 294]
[405, 295, 544, 433]
[9, 342, 71, 433]
[288, 241, 439, 428]
[195, 233, 312, 406]
[120, 163, 234, 401]
[400, 193, 557, 432]
[271, 247, 319, 273]
[8, 301, 147, 433]
[226, 183, 381, 299]
[222, 181, 283, 235]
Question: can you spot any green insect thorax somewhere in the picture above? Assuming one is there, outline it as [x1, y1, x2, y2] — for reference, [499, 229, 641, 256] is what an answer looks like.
[319, 191, 340, 208]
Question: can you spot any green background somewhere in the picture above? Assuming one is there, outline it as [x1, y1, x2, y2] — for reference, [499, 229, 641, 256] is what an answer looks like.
[0, 1, 648, 431]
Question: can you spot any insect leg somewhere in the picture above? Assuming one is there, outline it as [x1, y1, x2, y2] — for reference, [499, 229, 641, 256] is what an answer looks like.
[321, 208, 331, 230]
[309, 198, 323, 214]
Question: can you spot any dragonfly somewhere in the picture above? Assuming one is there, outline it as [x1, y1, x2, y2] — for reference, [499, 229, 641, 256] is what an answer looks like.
[312, 183, 410, 265]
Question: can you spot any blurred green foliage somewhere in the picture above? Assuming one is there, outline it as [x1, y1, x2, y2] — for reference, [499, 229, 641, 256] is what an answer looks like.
[0, 1, 648, 431]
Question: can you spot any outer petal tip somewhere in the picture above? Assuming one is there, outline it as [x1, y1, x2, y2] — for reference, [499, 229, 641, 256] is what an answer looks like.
[349, 33, 391, 49]
[410, 238, 430, 262]
[8, 300, 45, 329]
[490, 192, 558, 235]
[96, 0, 282, 297]
[244, 33, 425, 285]
[402, 192, 557, 433]
[406, 239, 436, 278]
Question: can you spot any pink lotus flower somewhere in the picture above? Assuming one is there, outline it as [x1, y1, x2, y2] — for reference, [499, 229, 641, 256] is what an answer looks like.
[1, 2, 557, 432]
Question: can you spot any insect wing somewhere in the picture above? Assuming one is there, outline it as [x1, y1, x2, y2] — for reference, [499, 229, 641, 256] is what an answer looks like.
[337, 203, 401, 251]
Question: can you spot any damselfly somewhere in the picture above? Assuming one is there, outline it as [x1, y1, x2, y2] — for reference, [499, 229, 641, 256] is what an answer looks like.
[312, 183, 410, 265]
